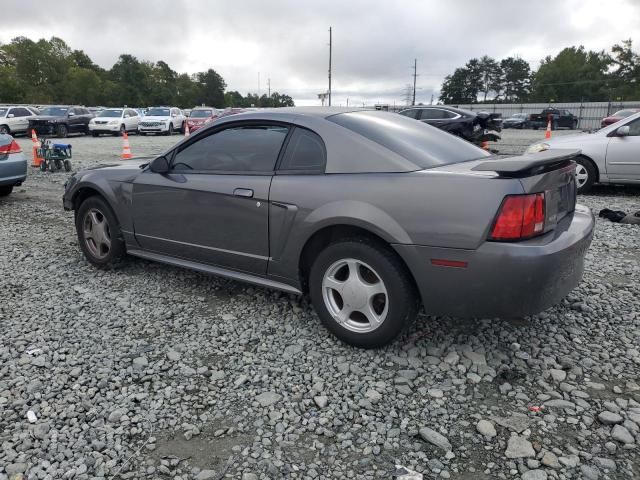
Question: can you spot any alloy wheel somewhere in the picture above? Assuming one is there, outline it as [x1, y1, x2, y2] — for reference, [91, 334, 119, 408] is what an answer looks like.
[575, 164, 589, 189]
[83, 208, 111, 259]
[322, 258, 388, 333]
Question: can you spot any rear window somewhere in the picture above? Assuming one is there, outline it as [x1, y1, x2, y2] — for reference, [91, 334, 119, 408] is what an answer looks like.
[329, 111, 489, 168]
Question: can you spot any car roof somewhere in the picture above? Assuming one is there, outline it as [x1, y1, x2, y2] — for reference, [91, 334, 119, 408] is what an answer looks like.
[399, 105, 474, 116]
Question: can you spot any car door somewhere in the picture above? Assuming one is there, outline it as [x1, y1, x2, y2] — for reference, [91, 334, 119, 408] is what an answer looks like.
[7, 108, 27, 133]
[131, 122, 290, 274]
[67, 108, 82, 132]
[605, 116, 640, 180]
[127, 109, 140, 130]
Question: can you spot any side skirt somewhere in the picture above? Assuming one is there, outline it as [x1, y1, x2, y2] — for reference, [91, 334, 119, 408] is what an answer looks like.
[127, 248, 303, 295]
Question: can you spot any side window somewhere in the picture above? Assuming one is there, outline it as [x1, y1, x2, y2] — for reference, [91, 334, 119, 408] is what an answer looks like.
[278, 128, 326, 173]
[172, 124, 289, 173]
[625, 117, 640, 136]
[129, 109, 138, 117]
[400, 109, 419, 119]
[441, 110, 458, 119]
[7, 108, 16, 117]
[419, 109, 441, 120]
[17, 108, 32, 117]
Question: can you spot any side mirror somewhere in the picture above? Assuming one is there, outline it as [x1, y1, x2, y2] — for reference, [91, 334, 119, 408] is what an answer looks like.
[68, 112, 75, 117]
[7, 113, 14, 118]
[617, 125, 630, 137]
[149, 156, 170, 174]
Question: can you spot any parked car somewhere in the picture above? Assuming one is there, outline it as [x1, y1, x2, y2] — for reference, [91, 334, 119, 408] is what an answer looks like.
[529, 108, 578, 130]
[29, 106, 94, 138]
[398, 105, 502, 146]
[0, 134, 27, 197]
[185, 107, 218, 132]
[89, 108, 140, 136]
[527, 111, 640, 193]
[0, 106, 39, 135]
[502, 113, 531, 129]
[63, 108, 594, 348]
[138, 107, 185, 135]
[600, 108, 640, 128]
[88, 106, 106, 115]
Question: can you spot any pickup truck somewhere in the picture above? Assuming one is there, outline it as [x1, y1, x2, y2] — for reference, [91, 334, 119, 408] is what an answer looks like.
[529, 108, 578, 130]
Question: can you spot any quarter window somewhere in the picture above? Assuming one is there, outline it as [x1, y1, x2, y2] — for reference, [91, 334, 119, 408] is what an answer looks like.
[399, 109, 420, 119]
[278, 128, 326, 173]
[172, 124, 289, 173]
[418, 109, 445, 120]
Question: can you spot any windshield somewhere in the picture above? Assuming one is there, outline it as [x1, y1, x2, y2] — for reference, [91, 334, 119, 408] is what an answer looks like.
[613, 110, 637, 118]
[146, 108, 170, 116]
[330, 111, 490, 168]
[40, 107, 69, 116]
[0, 109, 6, 117]
[190, 109, 213, 118]
[98, 110, 123, 117]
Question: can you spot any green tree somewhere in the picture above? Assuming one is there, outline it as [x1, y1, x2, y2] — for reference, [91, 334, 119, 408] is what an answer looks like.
[61, 67, 103, 106]
[109, 54, 151, 106]
[610, 39, 640, 100]
[500, 57, 531, 102]
[197, 69, 226, 107]
[530, 46, 611, 102]
[478, 56, 502, 101]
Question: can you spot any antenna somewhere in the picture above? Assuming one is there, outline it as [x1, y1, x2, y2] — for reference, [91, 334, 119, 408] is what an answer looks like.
[328, 27, 332, 107]
[412, 59, 417, 106]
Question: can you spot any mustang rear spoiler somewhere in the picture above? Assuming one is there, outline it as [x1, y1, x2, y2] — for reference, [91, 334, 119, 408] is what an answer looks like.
[472, 149, 580, 176]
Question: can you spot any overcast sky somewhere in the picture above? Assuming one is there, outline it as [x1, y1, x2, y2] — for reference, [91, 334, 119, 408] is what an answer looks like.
[2, 0, 639, 106]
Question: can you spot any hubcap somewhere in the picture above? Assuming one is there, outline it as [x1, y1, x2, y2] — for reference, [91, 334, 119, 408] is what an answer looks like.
[83, 208, 111, 259]
[322, 258, 388, 333]
[575, 164, 588, 188]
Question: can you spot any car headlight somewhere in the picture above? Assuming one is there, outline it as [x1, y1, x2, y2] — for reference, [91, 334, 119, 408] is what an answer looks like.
[109, 120, 119, 125]
[526, 143, 550, 154]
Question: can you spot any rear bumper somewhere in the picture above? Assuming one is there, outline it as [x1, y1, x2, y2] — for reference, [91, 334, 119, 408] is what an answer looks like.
[0, 154, 28, 186]
[394, 204, 595, 318]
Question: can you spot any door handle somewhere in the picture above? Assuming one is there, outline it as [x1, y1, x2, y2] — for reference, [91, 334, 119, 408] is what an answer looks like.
[233, 188, 254, 198]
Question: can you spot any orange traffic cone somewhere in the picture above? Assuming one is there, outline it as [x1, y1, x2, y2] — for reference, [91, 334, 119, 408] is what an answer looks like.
[184, 122, 190, 137]
[31, 129, 43, 167]
[121, 132, 133, 159]
[545, 119, 552, 139]
[481, 140, 489, 151]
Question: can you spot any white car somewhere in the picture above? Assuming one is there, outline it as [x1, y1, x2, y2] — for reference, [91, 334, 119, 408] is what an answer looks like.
[138, 107, 185, 135]
[0, 106, 39, 136]
[527, 111, 640, 193]
[89, 108, 140, 137]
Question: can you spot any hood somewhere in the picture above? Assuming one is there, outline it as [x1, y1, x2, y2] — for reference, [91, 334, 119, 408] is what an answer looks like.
[541, 132, 605, 147]
[30, 115, 64, 122]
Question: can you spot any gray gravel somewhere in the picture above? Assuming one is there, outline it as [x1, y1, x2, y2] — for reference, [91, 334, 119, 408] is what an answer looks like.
[1, 130, 639, 479]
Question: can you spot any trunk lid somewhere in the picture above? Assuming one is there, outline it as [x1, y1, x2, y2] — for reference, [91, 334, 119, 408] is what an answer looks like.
[472, 148, 579, 233]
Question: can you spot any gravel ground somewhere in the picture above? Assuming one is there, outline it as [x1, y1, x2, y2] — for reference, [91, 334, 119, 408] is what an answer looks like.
[1, 129, 639, 480]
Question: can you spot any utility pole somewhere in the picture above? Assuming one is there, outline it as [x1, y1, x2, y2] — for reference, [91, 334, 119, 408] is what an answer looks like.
[328, 27, 332, 106]
[412, 58, 417, 106]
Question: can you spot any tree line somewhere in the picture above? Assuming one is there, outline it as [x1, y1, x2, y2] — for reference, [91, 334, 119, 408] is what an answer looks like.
[0, 36, 295, 108]
[439, 39, 640, 104]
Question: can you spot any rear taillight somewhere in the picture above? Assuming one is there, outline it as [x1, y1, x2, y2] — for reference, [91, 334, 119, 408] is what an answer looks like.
[0, 139, 21, 155]
[489, 193, 545, 241]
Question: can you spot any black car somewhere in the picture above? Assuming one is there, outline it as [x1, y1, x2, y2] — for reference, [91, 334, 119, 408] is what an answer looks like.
[398, 106, 502, 144]
[29, 106, 94, 138]
[503, 113, 531, 129]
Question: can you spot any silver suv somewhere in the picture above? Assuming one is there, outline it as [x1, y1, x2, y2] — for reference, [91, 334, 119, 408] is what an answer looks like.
[0, 106, 39, 136]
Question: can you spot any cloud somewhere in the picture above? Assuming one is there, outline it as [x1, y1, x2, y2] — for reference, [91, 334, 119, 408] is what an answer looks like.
[2, 0, 639, 105]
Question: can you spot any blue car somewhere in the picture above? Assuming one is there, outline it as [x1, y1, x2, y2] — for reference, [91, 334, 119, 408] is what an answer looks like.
[0, 134, 27, 196]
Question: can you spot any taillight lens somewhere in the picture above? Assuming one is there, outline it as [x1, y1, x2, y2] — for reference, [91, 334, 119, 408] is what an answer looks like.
[490, 193, 545, 241]
[0, 139, 22, 155]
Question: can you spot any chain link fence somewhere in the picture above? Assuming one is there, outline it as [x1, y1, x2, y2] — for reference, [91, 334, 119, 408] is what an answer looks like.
[380, 101, 640, 130]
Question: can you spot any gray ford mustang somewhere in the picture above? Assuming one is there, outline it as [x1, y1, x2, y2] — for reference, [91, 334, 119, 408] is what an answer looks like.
[63, 108, 595, 348]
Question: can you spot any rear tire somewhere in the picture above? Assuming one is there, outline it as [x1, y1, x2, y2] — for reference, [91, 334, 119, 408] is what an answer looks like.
[575, 157, 596, 194]
[75, 196, 125, 268]
[0, 125, 10, 135]
[91, 132, 99, 137]
[309, 239, 418, 348]
[0, 186, 13, 196]
[64, 159, 72, 172]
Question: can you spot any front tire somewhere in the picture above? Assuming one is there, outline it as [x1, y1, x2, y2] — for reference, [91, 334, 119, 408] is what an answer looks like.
[0, 185, 13, 196]
[575, 157, 596, 194]
[309, 239, 418, 348]
[0, 125, 10, 135]
[75, 196, 125, 268]
[56, 124, 68, 138]
[165, 123, 174, 136]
